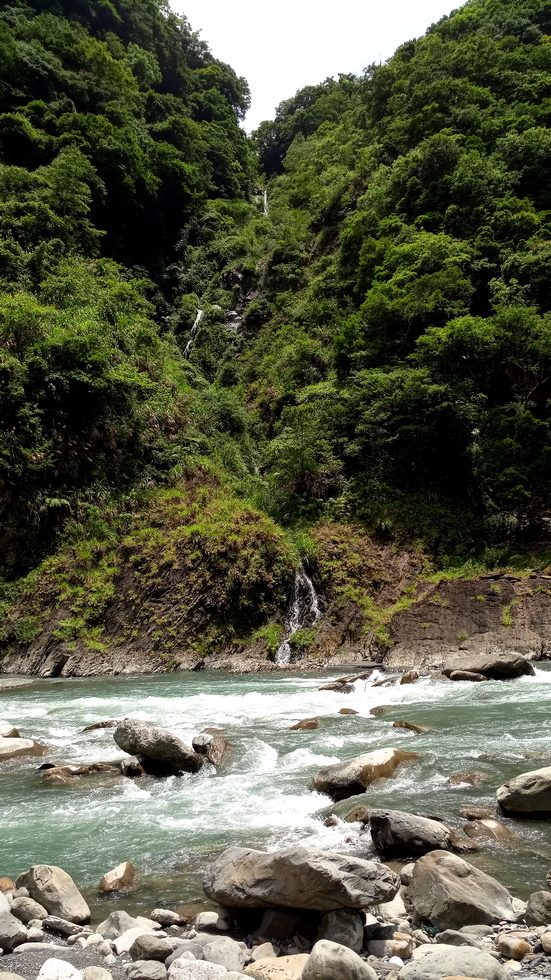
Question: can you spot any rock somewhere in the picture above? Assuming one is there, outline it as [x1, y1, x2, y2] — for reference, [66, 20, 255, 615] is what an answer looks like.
[12, 942, 58, 953]
[168, 963, 228, 980]
[81, 969, 114, 980]
[15, 867, 90, 924]
[313, 748, 419, 802]
[136, 917, 161, 932]
[496, 935, 531, 959]
[449, 672, 487, 682]
[26, 926, 45, 942]
[128, 965, 167, 980]
[191, 736, 232, 768]
[369, 810, 451, 857]
[459, 808, 494, 820]
[129, 934, 180, 961]
[120, 757, 146, 778]
[497, 766, 551, 815]
[541, 931, 551, 953]
[194, 913, 218, 930]
[288, 719, 318, 731]
[459, 926, 494, 937]
[434, 930, 480, 947]
[0, 738, 45, 762]
[443, 651, 534, 680]
[114, 719, 203, 775]
[339, 709, 359, 715]
[203, 845, 400, 911]
[114, 928, 149, 955]
[447, 831, 480, 854]
[10, 898, 48, 923]
[0, 724, 19, 737]
[447, 772, 487, 787]
[398, 947, 511, 980]
[317, 910, 364, 952]
[0, 913, 26, 952]
[368, 934, 414, 959]
[344, 806, 370, 824]
[97, 911, 141, 939]
[525, 890, 551, 925]
[377, 890, 408, 923]
[0, 974, 26, 980]
[36, 960, 81, 980]
[203, 938, 247, 972]
[43, 916, 83, 937]
[462, 820, 515, 842]
[407, 851, 514, 929]
[250, 944, 278, 961]
[166, 944, 204, 966]
[393, 722, 428, 734]
[244, 955, 308, 980]
[400, 671, 420, 685]
[82, 721, 120, 732]
[150, 910, 182, 928]
[369, 705, 392, 716]
[318, 683, 354, 693]
[0, 879, 14, 895]
[302, 940, 377, 980]
[99, 862, 136, 892]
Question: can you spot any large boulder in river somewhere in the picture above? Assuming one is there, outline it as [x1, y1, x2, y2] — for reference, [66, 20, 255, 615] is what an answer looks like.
[313, 748, 419, 801]
[369, 810, 451, 857]
[497, 766, 551, 815]
[114, 719, 203, 774]
[203, 845, 400, 911]
[407, 851, 514, 929]
[0, 737, 45, 762]
[14, 866, 90, 924]
[442, 650, 533, 680]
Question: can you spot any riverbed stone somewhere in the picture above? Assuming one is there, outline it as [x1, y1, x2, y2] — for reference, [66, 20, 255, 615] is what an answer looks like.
[0, 973, 27, 980]
[15, 866, 90, 924]
[203, 845, 400, 910]
[165, 942, 204, 965]
[244, 957, 307, 980]
[99, 862, 136, 893]
[114, 928, 149, 955]
[81, 969, 114, 980]
[317, 910, 364, 952]
[0, 879, 14, 895]
[129, 934, 181, 961]
[0, 913, 27, 951]
[202, 937, 247, 972]
[497, 935, 531, 959]
[10, 897, 48, 923]
[151, 911, 182, 928]
[43, 915, 82, 936]
[312, 748, 419, 801]
[36, 960, 81, 980]
[114, 720, 203, 775]
[398, 947, 511, 980]
[442, 651, 534, 680]
[0, 723, 19, 737]
[302, 940, 377, 980]
[407, 851, 514, 929]
[369, 809, 451, 856]
[168, 963, 227, 980]
[462, 819, 515, 842]
[368, 934, 414, 959]
[97, 911, 142, 939]
[0, 738, 45, 762]
[250, 944, 277, 961]
[191, 736, 232, 768]
[525, 890, 551, 925]
[497, 767, 551, 815]
[434, 930, 480, 947]
[128, 963, 167, 980]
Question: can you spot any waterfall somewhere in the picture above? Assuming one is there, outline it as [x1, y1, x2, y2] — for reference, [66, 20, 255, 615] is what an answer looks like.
[263, 190, 268, 215]
[183, 309, 203, 359]
[275, 568, 321, 665]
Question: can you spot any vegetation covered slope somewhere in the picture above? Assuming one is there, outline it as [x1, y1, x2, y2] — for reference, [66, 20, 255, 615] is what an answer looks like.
[4, 0, 551, 671]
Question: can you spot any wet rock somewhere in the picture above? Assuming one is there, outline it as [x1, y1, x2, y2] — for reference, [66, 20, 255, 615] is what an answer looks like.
[120, 757, 146, 778]
[344, 805, 370, 823]
[497, 935, 531, 959]
[318, 683, 354, 693]
[114, 719, 203, 775]
[0, 912, 27, 951]
[313, 748, 419, 802]
[288, 719, 318, 731]
[447, 830, 480, 854]
[525, 890, 551, 925]
[203, 845, 400, 910]
[369, 809, 451, 857]
[400, 671, 419, 685]
[442, 651, 534, 680]
[14, 867, 90, 924]
[0, 723, 19, 737]
[398, 947, 510, 980]
[407, 851, 514, 930]
[191, 736, 232, 768]
[99, 861, 136, 893]
[97, 910, 141, 939]
[462, 819, 515, 842]
[0, 738, 45, 762]
[369, 705, 392, 717]
[128, 964, 167, 980]
[82, 721, 119, 732]
[392, 721, 428, 734]
[459, 808, 494, 820]
[243, 954, 308, 979]
[338, 709, 359, 715]
[317, 910, 364, 952]
[449, 671, 487, 682]
[302, 940, 377, 980]
[447, 771, 487, 787]
[202, 937, 247, 972]
[497, 766, 551, 815]
[10, 897, 48, 923]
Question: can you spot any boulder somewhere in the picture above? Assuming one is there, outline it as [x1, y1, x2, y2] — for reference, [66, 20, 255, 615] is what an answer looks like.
[166, 942, 204, 965]
[43, 915, 82, 936]
[99, 861, 136, 892]
[129, 934, 181, 961]
[313, 748, 419, 801]
[10, 897, 48, 923]
[203, 845, 400, 911]
[128, 965, 167, 980]
[497, 766, 551, 815]
[398, 947, 510, 980]
[191, 735, 232, 768]
[288, 719, 318, 731]
[407, 851, 514, 929]
[434, 930, 480, 947]
[14, 867, 90, 924]
[339, 709, 359, 715]
[447, 772, 487, 787]
[97, 910, 142, 939]
[302, 940, 377, 980]
[400, 671, 420, 685]
[525, 890, 551, 925]
[81, 970, 113, 980]
[113, 928, 149, 955]
[114, 719, 203, 774]
[368, 934, 414, 959]
[462, 820, 515, 842]
[496, 935, 531, 959]
[442, 651, 534, 680]
[317, 910, 364, 952]
[168, 964, 228, 980]
[369, 810, 451, 857]
[449, 672, 487, 682]
[150, 910, 182, 927]
[0, 723, 19, 737]
[244, 955, 308, 980]
[392, 722, 428, 734]
[36, 961, 81, 980]
[202, 937, 247, 972]
[250, 944, 278, 961]
[0, 878, 14, 894]
[541, 932, 551, 953]
[0, 738, 45, 762]
[0, 974, 26, 980]
[459, 808, 494, 820]
[0, 912, 27, 951]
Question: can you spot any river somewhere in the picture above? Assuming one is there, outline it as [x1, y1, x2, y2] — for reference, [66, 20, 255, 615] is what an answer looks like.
[1, 668, 550, 919]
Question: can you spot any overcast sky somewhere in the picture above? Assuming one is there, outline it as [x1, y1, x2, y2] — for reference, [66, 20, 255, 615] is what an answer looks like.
[172, 0, 456, 131]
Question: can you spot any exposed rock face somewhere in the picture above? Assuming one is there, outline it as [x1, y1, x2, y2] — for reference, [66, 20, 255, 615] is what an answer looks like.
[313, 748, 419, 801]
[369, 810, 451, 857]
[14, 866, 90, 924]
[114, 719, 203, 774]
[407, 851, 514, 929]
[443, 651, 534, 679]
[398, 946, 511, 980]
[302, 940, 377, 980]
[497, 766, 551, 815]
[203, 845, 400, 910]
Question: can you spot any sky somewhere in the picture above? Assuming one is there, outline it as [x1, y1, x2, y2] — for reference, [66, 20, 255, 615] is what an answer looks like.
[172, 0, 457, 131]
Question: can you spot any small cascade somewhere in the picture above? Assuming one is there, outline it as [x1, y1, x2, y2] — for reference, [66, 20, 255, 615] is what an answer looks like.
[275, 568, 321, 665]
[183, 309, 203, 359]
[263, 189, 268, 216]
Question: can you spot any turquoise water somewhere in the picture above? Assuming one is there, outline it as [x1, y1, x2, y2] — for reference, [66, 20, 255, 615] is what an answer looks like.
[1, 668, 550, 920]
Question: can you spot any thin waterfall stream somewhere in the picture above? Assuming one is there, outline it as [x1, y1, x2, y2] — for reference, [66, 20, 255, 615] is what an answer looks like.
[183, 309, 204, 359]
[275, 568, 321, 664]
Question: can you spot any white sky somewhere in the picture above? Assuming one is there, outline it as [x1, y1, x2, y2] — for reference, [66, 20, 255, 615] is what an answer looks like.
[172, 0, 457, 131]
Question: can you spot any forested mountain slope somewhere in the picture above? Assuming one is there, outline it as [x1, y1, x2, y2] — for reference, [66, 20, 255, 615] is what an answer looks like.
[3, 0, 551, 673]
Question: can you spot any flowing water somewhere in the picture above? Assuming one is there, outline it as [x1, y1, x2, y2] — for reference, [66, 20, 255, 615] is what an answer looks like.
[275, 569, 322, 664]
[183, 310, 203, 359]
[1, 667, 551, 919]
